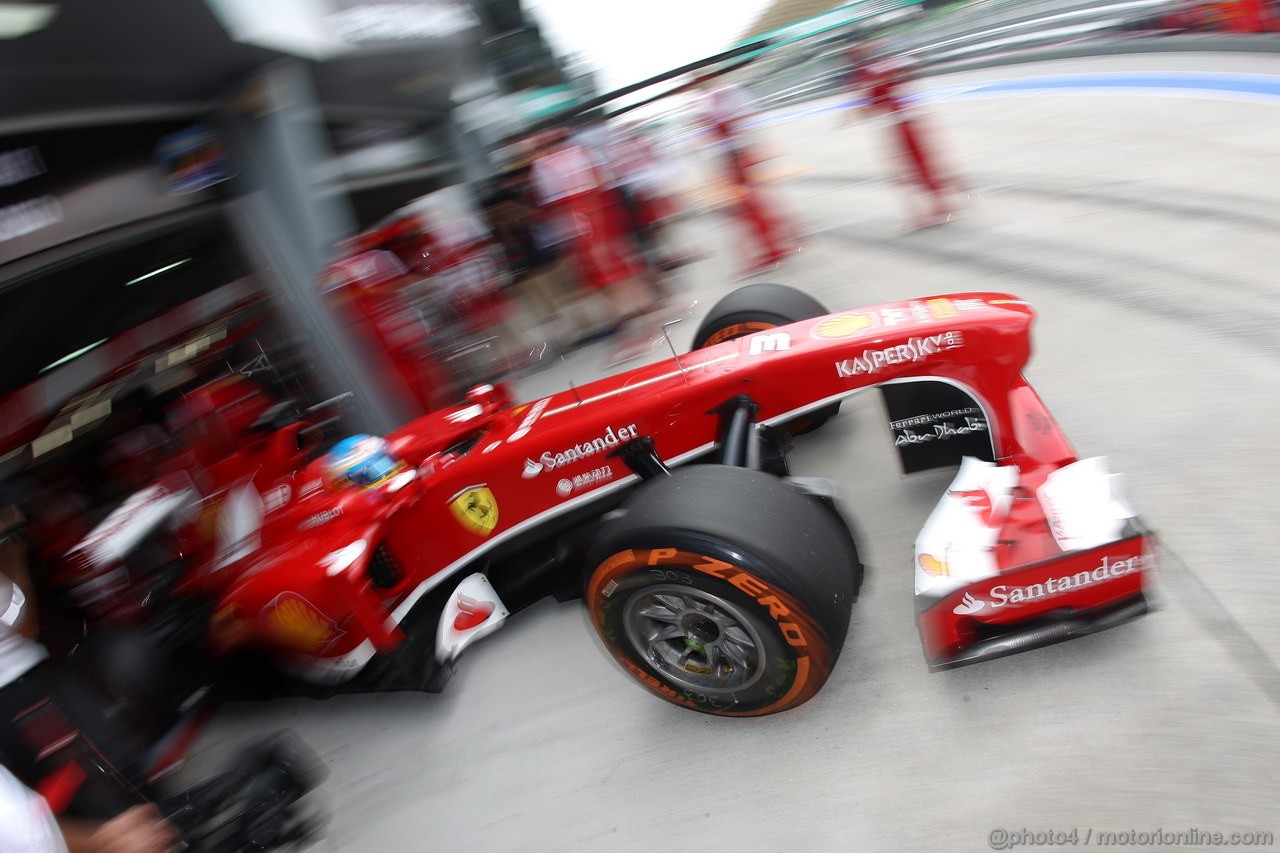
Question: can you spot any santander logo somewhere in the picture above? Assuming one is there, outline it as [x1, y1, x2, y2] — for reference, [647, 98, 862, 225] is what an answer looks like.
[522, 424, 638, 480]
[952, 555, 1147, 616]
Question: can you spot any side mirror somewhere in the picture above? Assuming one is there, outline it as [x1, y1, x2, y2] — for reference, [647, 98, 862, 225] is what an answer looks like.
[271, 422, 317, 470]
[465, 383, 511, 416]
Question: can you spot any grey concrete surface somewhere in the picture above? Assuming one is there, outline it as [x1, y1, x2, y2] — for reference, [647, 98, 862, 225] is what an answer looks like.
[191, 54, 1280, 852]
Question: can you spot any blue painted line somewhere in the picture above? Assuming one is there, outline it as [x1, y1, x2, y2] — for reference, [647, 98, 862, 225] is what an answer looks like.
[671, 70, 1280, 144]
[742, 71, 1280, 130]
[957, 72, 1280, 99]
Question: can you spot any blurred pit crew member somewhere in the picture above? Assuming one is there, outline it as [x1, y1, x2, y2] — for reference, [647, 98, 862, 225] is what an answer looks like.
[322, 238, 455, 416]
[607, 122, 691, 277]
[481, 169, 583, 354]
[0, 502, 166, 826]
[0, 765, 177, 853]
[845, 42, 962, 229]
[415, 200, 539, 377]
[701, 80, 796, 275]
[529, 127, 654, 341]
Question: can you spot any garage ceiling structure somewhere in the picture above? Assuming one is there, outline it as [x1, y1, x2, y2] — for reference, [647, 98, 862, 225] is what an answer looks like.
[0, 0, 281, 132]
[0, 0, 496, 420]
[0, 0, 484, 131]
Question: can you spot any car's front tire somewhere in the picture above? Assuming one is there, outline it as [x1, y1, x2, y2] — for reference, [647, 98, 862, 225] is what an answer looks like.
[584, 466, 859, 716]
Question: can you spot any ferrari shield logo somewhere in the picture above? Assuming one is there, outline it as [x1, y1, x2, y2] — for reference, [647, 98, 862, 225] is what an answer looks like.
[450, 486, 499, 537]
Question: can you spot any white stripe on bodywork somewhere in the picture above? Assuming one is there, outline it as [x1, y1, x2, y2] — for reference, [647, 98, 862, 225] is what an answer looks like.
[391, 379, 918, 625]
[389, 439, 720, 624]
[541, 353, 739, 420]
[334, 372, 992, 677]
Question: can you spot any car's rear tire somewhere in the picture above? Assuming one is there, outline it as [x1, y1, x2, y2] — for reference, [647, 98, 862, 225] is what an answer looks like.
[692, 283, 839, 433]
[585, 466, 859, 717]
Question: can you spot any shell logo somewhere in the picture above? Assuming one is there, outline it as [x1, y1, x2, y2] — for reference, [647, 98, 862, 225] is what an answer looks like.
[263, 593, 344, 652]
[810, 313, 876, 339]
[925, 298, 958, 318]
[918, 554, 951, 577]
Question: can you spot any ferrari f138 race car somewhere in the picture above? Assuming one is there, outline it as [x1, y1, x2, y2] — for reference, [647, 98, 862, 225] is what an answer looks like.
[62, 283, 1154, 718]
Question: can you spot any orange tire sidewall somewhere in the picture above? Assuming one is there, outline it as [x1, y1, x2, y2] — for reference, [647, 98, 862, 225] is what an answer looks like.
[700, 321, 778, 348]
[587, 548, 835, 716]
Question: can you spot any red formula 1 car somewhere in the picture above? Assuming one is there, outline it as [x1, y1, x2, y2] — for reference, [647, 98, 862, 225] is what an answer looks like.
[62, 284, 1154, 717]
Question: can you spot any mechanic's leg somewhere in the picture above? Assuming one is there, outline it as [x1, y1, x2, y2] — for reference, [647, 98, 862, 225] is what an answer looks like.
[895, 116, 951, 225]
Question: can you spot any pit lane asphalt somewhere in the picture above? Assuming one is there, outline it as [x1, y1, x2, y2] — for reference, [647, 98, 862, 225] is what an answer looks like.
[190, 53, 1280, 852]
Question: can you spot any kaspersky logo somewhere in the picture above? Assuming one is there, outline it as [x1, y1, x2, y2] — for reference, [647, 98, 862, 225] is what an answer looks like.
[952, 555, 1147, 616]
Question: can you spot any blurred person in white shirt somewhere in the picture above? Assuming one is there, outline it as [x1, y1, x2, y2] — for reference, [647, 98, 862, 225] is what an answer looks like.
[0, 501, 177, 852]
[0, 763, 177, 853]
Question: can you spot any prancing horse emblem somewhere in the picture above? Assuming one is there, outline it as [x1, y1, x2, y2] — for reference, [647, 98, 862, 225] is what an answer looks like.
[450, 486, 499, 537]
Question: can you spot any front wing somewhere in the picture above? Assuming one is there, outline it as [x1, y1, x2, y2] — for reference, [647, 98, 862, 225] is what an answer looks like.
[915, 455, 1155, 670]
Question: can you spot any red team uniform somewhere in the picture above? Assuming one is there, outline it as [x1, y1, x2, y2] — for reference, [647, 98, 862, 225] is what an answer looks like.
[851, 50, 959, 228]
[703, 84, 795, 274]
[529, 136, 645, 293]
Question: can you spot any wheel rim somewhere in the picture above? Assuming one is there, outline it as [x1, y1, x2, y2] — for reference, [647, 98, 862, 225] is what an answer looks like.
[622, 583, 767, 694]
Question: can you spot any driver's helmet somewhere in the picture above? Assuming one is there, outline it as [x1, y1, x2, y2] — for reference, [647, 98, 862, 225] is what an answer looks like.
[324, 435, 403, 490]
